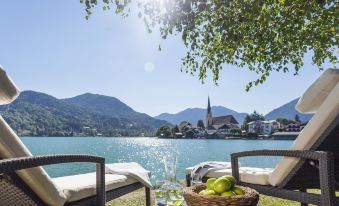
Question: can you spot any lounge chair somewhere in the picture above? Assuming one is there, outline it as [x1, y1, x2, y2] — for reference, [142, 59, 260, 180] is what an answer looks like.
[0, 67, 151, 206]
[186, 69, 339, 206]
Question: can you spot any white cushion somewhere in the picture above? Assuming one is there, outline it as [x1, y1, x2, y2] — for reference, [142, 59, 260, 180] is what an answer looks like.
[185, 167, 273, 185]
[0, 66, 20, 105]
[52, 173, 138, 202]
[0, 116, 67, 206]
[269, 83, 339, 186]
[296, 68, 339, 113]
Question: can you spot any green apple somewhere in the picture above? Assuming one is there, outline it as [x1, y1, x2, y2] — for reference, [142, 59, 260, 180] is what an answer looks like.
[221, 191, 235, 197]
[232, 186, 245, 195]
[206, 178, 217, 190]
[213, 178, 232, 194]
[221, 175, 236, 188]
[199, 190, 206, 195]
[204, 189, 217, 196]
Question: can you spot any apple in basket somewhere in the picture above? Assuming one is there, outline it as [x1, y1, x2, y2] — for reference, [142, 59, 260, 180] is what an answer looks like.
[221, 175, 236, 187]
[206, 178, 217, 190]
[199, 189, 217, 196]
[198, 176, 245, 197]
[213, 178, 232, 193]
[233, 186, 245, 195]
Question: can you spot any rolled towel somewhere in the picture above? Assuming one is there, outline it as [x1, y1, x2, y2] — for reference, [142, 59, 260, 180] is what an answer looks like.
[191, 161, 234, 180]
[0, 65, 20, 105]
[105, 162, 153, 188]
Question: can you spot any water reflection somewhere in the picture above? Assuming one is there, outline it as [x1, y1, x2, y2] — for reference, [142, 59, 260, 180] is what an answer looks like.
[21, 137, 292, 182]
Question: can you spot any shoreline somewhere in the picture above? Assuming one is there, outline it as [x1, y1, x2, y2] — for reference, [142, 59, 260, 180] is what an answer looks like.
[20, 136, 295, 141]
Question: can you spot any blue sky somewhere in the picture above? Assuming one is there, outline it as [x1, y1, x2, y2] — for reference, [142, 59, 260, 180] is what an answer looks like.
[0, 1, 335, 116]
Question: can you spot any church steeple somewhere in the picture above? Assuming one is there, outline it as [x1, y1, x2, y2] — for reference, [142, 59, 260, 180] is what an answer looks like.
[207, 96, 211, 114]
[206, 96, 213, 127]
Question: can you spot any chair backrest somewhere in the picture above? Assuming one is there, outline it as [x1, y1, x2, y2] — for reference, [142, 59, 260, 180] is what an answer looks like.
[0, 66, 66, 206]
[268, 69, 339, 187]
[0, 66, 20, 105]
[0, 172, 47, 206]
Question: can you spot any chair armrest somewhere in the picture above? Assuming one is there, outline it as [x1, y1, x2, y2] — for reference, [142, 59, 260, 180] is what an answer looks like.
[231, 149, 328, 161]
[0, 155, 106, 206]
[231, 149, 331, 182]
[0, 154, 104, 172]
[230, 149, 336, 204]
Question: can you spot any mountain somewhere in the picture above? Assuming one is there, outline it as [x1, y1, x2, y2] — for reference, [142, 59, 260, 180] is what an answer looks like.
[0, 91, 313, 137]
[63, 93, 168, 129]
[0, 91, 169, 137]
[265, 98, 313, 122]
[63, 93, 135, 116]
[155, 106, 248, 126]
[155, 98, 314, 127]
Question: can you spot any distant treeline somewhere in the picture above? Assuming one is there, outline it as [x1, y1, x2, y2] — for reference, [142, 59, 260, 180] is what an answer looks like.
[0, 91, 170, 137]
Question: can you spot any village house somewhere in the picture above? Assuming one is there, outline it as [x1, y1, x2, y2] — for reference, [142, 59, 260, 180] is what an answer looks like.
[205, 97, 240, 135]
[248, 120, 280, 135]
[284, 122, 308, 132]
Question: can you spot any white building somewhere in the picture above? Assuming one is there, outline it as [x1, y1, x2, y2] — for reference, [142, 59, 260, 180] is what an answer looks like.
[248, 120, 280, 135]
[248, 121, 261, 134]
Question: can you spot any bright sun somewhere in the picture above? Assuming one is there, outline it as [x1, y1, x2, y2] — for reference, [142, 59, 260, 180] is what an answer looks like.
[144, 62, 155, 72]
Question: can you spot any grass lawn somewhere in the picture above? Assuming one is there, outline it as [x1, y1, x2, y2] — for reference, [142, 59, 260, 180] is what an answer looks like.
[107, 189, 339, 206]
[106, 189, 315, 206]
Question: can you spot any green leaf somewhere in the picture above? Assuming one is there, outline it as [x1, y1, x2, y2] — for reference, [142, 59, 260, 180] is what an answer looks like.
[83, 0, 338, 90]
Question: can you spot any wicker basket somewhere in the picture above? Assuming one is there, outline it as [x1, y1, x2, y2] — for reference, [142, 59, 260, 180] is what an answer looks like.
[183, 184, 259, 206]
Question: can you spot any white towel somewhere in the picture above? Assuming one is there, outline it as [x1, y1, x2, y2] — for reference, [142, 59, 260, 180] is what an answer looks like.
[105, 162, 153, 188]
[191, 161, 233, 179]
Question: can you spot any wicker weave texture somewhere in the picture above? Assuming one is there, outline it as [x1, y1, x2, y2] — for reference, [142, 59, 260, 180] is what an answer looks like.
[0, 154, 105, 206]
[231, 150, 337, 206]
[0, 154, 151, 206]
[0, 173, 37, 206]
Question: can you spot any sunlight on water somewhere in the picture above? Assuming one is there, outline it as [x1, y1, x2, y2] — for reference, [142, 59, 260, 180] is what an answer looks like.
[21, 137, 293, 183]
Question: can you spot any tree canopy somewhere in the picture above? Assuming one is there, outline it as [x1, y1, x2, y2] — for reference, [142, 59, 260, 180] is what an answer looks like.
[171, 125, 180, 134]
[242, 110, 265, 130]
[82, 0, 338, 90]
[156, 125, 172, 137]
[276, 117, 296, 126]
[197, 119, 205, 129]
[294, 114, 301, 122]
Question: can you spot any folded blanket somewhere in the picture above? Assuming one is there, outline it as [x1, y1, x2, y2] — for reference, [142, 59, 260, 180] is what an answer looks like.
[191, 161, 233, 180]
[105, 162, 152, 188]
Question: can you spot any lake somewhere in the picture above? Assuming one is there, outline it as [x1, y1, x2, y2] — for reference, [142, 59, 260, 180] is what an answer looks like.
[21, 137, 293, 183]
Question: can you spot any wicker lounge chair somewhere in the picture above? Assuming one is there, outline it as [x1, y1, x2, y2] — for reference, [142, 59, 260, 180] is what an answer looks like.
[0, 67, 151, 206]
[186, 69, 339, 206]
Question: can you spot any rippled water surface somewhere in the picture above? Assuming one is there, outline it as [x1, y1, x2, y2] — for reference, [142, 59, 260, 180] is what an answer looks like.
[22, 137, 293, 182]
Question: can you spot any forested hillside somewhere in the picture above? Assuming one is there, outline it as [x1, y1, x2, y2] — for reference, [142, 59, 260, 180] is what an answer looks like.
[0, 91, 169, 137]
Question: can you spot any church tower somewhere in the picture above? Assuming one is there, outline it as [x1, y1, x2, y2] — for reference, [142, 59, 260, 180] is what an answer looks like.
[206, 96, 213, 128]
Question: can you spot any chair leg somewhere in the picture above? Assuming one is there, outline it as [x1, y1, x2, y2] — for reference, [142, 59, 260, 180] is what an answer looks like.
[186, 174, 191, 187]
[145, 187, 151, 206]
[299, 189, 308, 206]
[318, 153, 336, 206]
